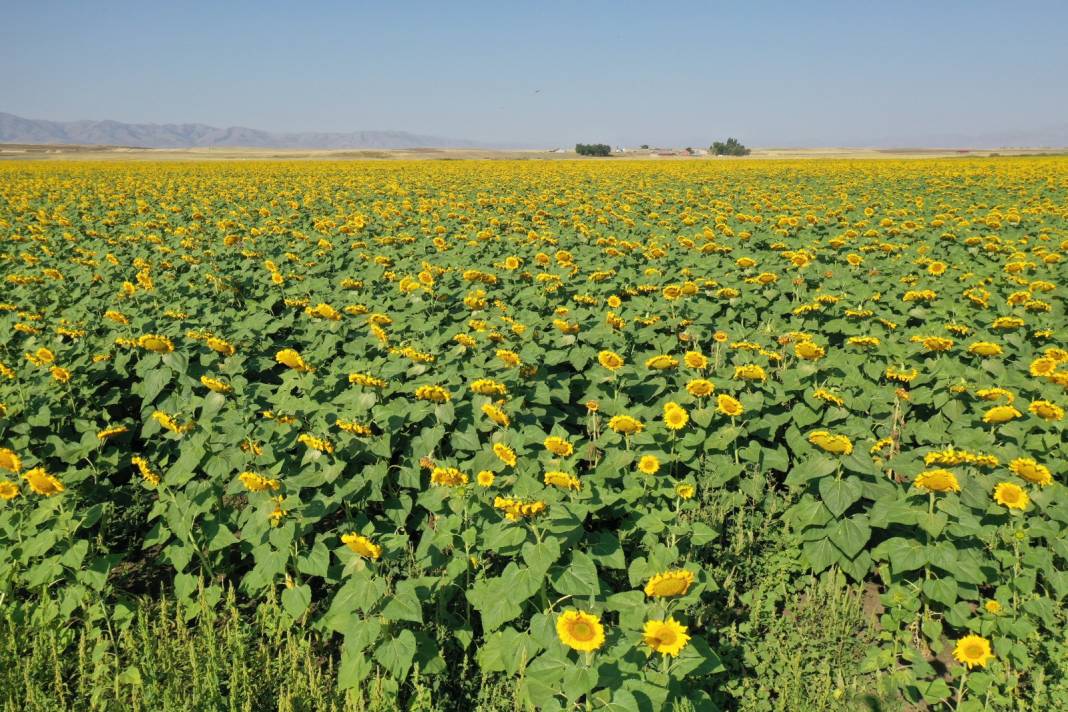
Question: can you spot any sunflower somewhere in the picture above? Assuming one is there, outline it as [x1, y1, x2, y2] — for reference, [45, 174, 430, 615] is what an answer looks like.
[137, 334, 174, 354]
[984, 600, 1002, 615]
[556, 610, 605, 652]
[1009, 458, 1052, 486]
[808, 430, 853, 456]
[239, 471, 281, 492]
[683, 351, 708, 369]
[663, 402, 689, 430]
[794, 341, 825, 360]
[734, 364, 766, 381]
[297, 433, 334, 454]
[716, 394, 744, 417]
[152, 410, 195, 436]
[812, 388, 845, 407]
[645, 569, 696, 597]
[96, 425, 129, 441]
[336, 420, 372, 437]
[976, 387, 1014, 402]
[305, 302, 341, 320]
[645, 354, 679, 370]
[200, 375, 232, 394]
[349, 371, 387, 389]
[0, 480, 19, 500]
[1029, 357, 1058, 378]
[1029, 400, 1064, 421]
[0, 448, 22, 473]
[431, 466, 469, 487]
[968, 342, 1003, 357]
[913, 468, 961, 493]
[23, 467, 64, 496]
[493, 443, 517, 467]
[686, 379, 714, 397]
[598, 350, 625, 371]
[953, 635, 994, 669]
[638, 454, 660, 475]
[608, 415, 644, 435]
[131, 456, 161, 486]
[544, 470, 581, 491]
[675, 483, 695, 499]
[847, 336, 881, 349]
[482, 403, 510, 428]
[544, 436, 574, 457]
[642, 618, 691, 657]
[494, 496, 547, 521]
[993, 482, 1029, 510]
[415, 384, 451, 403]
[276, 348, 314, 373]
[471, 378, 508, 396]
[341, 532, 382, 560]
[496, 349, 521, 367]
[982, 405, 1021, 424]
[476, 470, 495, 487]
[206, 337, 236, 356]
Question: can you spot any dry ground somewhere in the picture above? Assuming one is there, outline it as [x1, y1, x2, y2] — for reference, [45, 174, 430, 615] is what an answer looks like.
[1, 143, 1064, 162]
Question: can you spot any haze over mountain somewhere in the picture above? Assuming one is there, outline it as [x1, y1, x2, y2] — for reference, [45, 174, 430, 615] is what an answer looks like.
[0, 112, 501, 150]
[2, 111, 1067, 151]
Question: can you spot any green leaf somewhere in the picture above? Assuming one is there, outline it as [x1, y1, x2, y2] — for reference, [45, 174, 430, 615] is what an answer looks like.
[803, 538, 839, 573]
[374, 629, 417, 680]
[381, 580, 424, 624]
[918, 511, 948, 538]
[819, 477, 862, 518]
[828, 515, 871, 559]
[784, 455, 838, 486]
[281, 584, 312, 618]
[923, 578, 957, 607]
[552, 551, 600, 596]
[885, 537, 927, 574]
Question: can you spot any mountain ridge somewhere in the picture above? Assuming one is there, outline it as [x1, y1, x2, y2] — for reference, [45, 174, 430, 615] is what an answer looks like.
[0, 111, 498, 149]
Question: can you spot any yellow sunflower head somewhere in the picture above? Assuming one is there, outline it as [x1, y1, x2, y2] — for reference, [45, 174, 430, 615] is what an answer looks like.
[644, 569, 696, 598]
[953, 634, 994, 669]
[913, 469, 961, 494]
[638, 454, 660, 475]
[993, 482, 1029, 511]
[716, 394, 744, 417]
[556, 610, 605, 652]
[341, 532, 382, 560]
[642, 617, 691, 657]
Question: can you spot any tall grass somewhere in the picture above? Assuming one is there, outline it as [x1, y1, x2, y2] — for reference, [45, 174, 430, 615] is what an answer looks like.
[2, 469, 904, 711]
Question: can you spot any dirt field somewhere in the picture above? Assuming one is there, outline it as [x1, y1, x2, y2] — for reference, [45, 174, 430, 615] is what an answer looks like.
[1, 143, 1064, 161]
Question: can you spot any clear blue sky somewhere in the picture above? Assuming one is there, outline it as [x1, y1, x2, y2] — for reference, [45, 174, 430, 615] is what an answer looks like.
[3, 0, 1066, 147]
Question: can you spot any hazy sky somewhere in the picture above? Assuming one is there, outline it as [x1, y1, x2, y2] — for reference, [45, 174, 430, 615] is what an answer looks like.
[3, 0, 1067, 147]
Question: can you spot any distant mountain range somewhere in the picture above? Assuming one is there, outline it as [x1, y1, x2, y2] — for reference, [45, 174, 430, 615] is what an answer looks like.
[850, 126, 1068, 150]
[3, 111, 1066, 151]
[0, 111, 493, 149]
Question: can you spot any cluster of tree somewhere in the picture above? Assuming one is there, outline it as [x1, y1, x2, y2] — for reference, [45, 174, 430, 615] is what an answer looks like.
[575, 143, 611, 156]
[710, 138, 750, 156]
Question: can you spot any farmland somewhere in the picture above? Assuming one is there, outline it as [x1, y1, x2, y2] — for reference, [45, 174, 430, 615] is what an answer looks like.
[0, 157, 1066, 710]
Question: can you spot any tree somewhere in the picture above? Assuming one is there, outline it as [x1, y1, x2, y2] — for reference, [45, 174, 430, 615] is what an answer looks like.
[710, 138, 750, 156]
[640, 144, 650, 149]
[575, 143, 611, 157]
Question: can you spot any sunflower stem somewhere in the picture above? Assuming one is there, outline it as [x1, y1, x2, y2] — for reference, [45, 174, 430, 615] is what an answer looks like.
[953, 669, 968, 710]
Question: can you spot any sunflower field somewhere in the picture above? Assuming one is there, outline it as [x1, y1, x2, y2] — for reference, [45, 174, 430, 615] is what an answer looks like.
[0, 157, 1066, 711]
